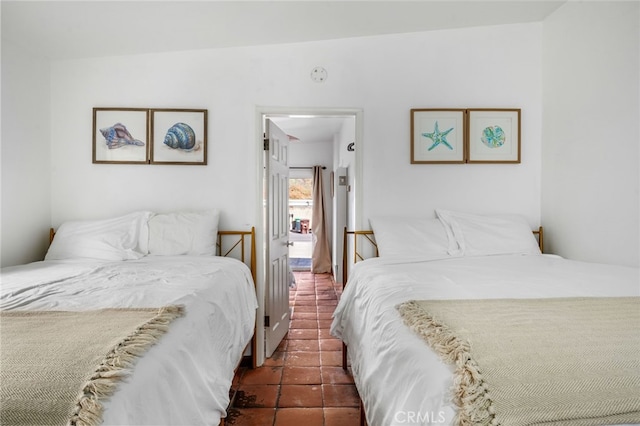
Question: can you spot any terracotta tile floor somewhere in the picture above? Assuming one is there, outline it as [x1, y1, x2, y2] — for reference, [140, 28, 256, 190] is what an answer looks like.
[227, 272, 360, 426]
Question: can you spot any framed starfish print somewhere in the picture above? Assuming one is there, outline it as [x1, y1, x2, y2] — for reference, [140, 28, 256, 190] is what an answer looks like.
[411, 109, 466, 164]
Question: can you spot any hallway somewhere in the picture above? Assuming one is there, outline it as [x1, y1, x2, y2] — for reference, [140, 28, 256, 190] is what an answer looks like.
[226, 272, 360, 426]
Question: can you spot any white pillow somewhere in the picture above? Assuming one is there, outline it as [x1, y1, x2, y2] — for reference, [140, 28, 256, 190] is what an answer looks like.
[369, 216, 454, 258]
[436, 209, 541, 256]
[148, 209, 220, 256]
[45, 211, 152, 261]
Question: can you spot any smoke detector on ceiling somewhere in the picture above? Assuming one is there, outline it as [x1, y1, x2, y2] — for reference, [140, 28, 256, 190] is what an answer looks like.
[310, 66, 328, 83]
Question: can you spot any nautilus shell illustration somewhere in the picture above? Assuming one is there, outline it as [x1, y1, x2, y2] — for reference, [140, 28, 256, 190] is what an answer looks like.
[164, 122, 200, 151]
[100, 123, 145, 149]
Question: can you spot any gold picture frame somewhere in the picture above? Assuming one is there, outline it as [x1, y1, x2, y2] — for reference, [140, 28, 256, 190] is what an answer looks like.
[92, 108, 150, 164]
[150, 109, 208, 165]
[410, 109, 466, 164]
[467, 108, 521, 163]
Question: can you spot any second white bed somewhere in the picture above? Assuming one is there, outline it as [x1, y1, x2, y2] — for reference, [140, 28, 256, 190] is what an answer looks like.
[331, 253, 640, 426]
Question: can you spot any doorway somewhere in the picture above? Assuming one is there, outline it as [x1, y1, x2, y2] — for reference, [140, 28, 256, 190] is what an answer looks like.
[256, 107, 362, 363]
[270, 114, 356, 280]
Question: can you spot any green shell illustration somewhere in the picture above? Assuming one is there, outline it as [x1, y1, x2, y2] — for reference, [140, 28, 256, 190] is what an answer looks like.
[481, 126, 505, 148]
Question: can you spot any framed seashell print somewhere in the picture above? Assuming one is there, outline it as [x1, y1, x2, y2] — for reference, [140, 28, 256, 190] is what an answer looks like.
[467, 109, 521, 163]
[150, 109, 207, 165]
[93, 108, 150, 164]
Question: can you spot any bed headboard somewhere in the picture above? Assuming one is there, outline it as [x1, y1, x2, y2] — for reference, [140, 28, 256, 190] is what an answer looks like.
[49, 227, 257, 282]
[341, 229, 377, 285]
[342, 226, 544, 285]
[217, 228, 257, 283]
[534, 227, 544, 254]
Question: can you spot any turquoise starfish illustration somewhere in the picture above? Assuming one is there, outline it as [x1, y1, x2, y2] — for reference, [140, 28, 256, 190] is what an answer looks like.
[422, 121, 454, 151]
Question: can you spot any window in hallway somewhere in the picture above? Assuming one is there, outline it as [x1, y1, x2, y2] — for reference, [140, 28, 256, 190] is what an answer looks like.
[289, 178, 313, 271]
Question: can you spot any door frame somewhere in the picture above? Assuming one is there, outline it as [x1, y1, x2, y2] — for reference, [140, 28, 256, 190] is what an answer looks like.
[254, 106, 363, 366]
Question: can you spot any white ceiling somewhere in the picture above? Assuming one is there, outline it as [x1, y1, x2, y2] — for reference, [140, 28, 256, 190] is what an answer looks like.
[1, 1, 565, 61]
[1, 0, 565, 144]
[271, 116, 350, 144]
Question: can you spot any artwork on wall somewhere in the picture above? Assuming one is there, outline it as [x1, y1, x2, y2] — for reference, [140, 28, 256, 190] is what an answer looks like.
[467, 109, 521, 163]
[92, 108, 208, 165]
[93, 108, 149, 164]
[411, 108, 521, 164]
[411, 109, 467, 164]
[150, 109, 208, 165]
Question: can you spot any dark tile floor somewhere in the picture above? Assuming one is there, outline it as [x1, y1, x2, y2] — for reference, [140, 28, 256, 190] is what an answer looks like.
[226, 272, 360, 426]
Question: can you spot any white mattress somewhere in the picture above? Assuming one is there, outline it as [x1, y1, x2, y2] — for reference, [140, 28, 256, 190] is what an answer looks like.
[330, 254, 640, 426]
[1, 255, 258, 425]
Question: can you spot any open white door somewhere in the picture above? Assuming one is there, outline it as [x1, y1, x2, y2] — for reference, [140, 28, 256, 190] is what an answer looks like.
[264, 119, 291, 357]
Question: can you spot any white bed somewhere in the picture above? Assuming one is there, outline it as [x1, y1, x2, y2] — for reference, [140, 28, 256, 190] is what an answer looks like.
[1, 210, 258, 426]
[331, 210, 640, 426]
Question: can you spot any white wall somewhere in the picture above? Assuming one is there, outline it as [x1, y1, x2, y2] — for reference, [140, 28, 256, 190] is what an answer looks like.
[45, 22, 543, 235]
[47, 49, 259, 230]
[1, 22, 544, 264]
[542, 2, 639, 267]
[357, 26, 543, 228]
[1, 41, 52, 267]
[334, 117, 356, 282]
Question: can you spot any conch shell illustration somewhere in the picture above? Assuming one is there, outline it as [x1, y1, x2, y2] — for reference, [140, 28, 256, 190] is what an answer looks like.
[100, 123, 145, 149]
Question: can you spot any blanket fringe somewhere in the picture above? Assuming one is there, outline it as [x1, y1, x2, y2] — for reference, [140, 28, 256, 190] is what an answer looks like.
[68, 305, 185, 426]
[397, 301, 498, 426]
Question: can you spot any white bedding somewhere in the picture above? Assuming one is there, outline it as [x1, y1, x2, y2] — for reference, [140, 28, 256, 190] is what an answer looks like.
[330, 254, 640, 426]
[1, 255, 258, 425]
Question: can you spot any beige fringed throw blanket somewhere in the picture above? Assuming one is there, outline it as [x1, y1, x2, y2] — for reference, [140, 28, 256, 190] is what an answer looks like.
[397, 297, 640, 426]
[0, 306, 184, 426]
